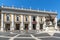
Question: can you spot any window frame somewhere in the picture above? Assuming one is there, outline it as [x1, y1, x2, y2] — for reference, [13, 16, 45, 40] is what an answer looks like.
[16, 16, 20, 21]
[25, 16, 28, 21]
[6, 14, 10, 21]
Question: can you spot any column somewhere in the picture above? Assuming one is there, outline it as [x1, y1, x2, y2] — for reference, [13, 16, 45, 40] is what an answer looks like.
[55, 17, 57, 29]
[1, 13, 4, 31]
[36, 16, 40, 30]
[20, 15, 24, 30]
[43, 17, 46, 30]
[29, 15, 32, 30]
[10, 14, 14, 31]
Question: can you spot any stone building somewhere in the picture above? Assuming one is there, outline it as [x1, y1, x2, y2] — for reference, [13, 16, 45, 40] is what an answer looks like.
[0, 6, 57, 32]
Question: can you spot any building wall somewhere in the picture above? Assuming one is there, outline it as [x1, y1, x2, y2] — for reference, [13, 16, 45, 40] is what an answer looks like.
[4, 13, 6, 22]
[0, 10, 1, 28]
[20, 15, 23, 22]
[0, 7, 57, 31]
[19, 15, 21, 22]
[10, 13, 11, 22]
[14, 14, 16, 22]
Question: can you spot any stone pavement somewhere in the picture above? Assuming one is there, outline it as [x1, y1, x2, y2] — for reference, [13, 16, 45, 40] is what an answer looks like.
[0, 31, 60, 40]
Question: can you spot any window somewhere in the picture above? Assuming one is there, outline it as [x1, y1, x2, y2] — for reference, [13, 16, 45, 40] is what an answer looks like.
[41, 18, 42, 22]
[16, 16, 19, 21]
[26, 16, 28, 21]
[33, 24, 36, 30]
[6, 14, 10, 21]
[33, 16, 36, 21]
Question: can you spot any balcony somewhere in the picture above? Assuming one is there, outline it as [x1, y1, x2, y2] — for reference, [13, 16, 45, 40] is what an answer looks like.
[24, 21, 29, 24]
[32, 21, 37, 24]
[39, 21, 44, 24]
[4, 20, 11, 23]
[15, 21, 21, 24]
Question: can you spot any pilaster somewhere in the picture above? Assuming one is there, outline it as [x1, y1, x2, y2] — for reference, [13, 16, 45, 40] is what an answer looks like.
[10, 14, 14, 31]
[20, 15, 24, 30]
[29, 15, 32, 30]
[36, 16, 40, 30]
[1, 13, 4, 31]
[43, 17, 46, 30]
[55, 17, 57, 29]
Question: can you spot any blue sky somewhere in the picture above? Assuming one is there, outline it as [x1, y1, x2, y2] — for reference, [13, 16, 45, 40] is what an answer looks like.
[0, 0, 60, 19]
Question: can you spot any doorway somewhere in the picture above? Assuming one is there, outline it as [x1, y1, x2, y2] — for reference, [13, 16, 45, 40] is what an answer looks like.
[5, 24, 10, 31]
[40, 24, 43, 30]
[16, 24, 20, 30]
[33, 24, 36, 30]
[24, 24, 28, 30]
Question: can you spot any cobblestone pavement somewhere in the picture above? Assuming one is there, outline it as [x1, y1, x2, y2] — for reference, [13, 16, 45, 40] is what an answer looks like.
[0, 31, 60, 40]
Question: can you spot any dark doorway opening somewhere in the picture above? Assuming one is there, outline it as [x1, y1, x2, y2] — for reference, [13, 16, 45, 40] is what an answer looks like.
[40, 24, 43, 30]
[5, 24, 10, 31]
[16, 24, 20, 30]
[24, 24, 28, 30]
[33, 24, 36, 30]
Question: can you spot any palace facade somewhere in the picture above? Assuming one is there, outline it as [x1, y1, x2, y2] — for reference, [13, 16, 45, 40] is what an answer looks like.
[0, 6, 57, 32]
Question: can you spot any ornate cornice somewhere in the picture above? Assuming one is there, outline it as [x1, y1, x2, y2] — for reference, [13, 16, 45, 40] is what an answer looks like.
[0, 6, 57, 15]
